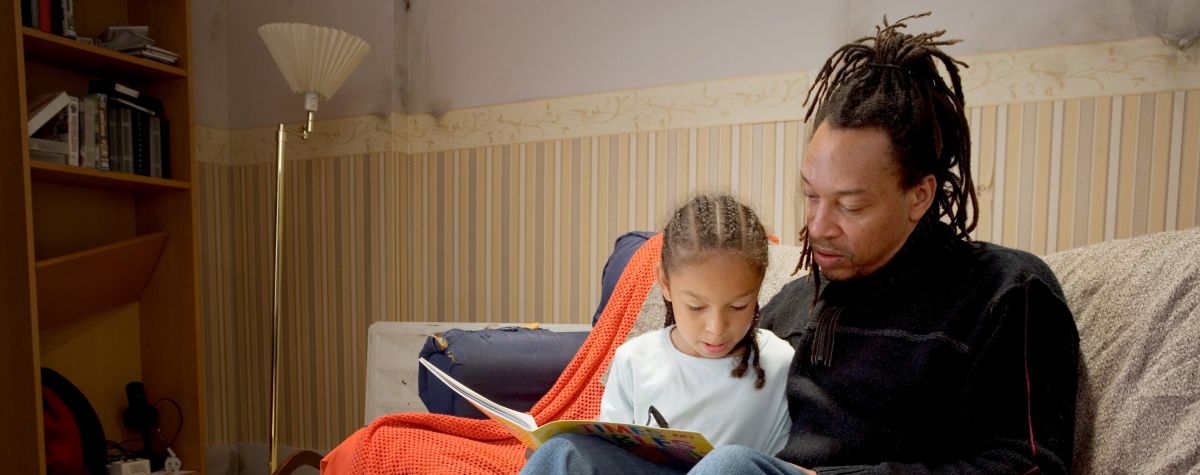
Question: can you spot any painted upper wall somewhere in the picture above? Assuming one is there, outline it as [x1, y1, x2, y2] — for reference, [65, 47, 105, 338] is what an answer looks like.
[193, 0, 1200, 128]
[192, 0, 400, 129]
[409, 0, 1200, 114]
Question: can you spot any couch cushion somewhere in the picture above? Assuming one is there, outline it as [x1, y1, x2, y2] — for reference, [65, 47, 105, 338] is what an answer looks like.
[592, 231, 656, 325]
[1042, 227, 1200, 474]
[418, 327, 589, 419]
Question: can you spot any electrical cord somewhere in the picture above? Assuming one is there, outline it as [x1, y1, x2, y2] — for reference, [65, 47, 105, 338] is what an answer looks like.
[153, 397, 183, 449]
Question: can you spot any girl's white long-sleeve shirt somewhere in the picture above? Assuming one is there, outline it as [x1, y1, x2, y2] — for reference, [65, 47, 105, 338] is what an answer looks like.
[599, 326, 794, 455]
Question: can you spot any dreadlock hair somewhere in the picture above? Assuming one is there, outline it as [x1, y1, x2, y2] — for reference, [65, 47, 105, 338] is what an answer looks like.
[795, 12, 979, 297]
[661, 193, 770, 389]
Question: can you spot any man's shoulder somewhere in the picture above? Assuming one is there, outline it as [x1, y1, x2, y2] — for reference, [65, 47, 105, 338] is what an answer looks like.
[959, 241, 1062, 290]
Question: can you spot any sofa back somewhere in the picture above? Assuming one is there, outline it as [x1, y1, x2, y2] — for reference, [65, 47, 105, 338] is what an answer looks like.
[1043, 227, 1200, 474]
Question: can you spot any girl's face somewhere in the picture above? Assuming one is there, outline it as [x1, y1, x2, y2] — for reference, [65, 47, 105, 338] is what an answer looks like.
[659, 252, 763, 359]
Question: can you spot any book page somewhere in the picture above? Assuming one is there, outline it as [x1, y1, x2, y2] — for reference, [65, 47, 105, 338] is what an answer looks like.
[417, 358, 537, 431]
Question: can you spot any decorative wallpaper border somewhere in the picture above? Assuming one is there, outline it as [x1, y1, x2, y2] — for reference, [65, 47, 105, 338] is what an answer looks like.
[396, 72, 812, 154]
[195, 36, 1200, 163]
[198, 114, 395, 165]
[962, 36, 1200, 106]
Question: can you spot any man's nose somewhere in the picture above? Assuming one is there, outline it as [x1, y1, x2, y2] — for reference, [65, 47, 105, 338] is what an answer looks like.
[807, 203, 841, 240]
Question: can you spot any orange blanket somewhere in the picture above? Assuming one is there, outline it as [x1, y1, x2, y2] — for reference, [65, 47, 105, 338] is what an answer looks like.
[327, 234, 664, 474]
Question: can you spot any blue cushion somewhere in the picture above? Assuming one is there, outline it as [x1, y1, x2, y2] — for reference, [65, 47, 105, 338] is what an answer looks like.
[418, 327, 590, 419]
[592, 231, 655, 325]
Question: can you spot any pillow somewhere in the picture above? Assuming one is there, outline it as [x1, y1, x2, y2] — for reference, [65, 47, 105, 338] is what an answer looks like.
[418, 327, 589, 418]
[42, 367, 106, 475]
[592, 231, 655, 326]
[1042, 227, 1200, 474]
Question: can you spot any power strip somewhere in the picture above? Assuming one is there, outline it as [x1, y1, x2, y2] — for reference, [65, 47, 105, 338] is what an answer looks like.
[107, 458, 151, 475]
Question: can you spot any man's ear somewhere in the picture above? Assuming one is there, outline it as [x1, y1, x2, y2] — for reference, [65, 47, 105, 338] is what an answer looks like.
[657, 263, 672, 302]
[909, 174, 936, 222]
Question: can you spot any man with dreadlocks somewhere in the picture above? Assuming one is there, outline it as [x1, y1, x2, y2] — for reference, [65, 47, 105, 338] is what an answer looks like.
[694, 13, 1080, 475]
[522, 13, 1079, 475]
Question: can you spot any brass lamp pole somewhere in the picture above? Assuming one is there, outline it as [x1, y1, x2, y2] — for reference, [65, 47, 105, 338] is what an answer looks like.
[257, 22, 369, 473]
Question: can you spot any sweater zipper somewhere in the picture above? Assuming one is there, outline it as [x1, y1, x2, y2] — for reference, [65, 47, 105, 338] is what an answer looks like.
[809, 304, 843, 366]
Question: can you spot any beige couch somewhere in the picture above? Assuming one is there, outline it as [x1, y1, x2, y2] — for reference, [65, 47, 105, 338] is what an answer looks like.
[620, 228, 1200, 473]
[1042, 227, 1200, 473]
[341, 227, 1199, 474]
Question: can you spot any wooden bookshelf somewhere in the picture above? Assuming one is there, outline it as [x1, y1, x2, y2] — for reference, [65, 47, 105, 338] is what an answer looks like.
[36, 232, 168, 328]
[0, 0, 204, 473]
[22, 27, 186, 81]
[31, 161, 190, 193]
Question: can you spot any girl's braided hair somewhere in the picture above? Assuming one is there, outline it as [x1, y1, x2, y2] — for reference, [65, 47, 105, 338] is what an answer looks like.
[662, 194, 769, 388]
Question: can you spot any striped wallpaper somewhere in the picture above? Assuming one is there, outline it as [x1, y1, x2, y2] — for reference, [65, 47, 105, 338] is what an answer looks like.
[195, 37, 1200, 452]
[970, 92, 1200, 250]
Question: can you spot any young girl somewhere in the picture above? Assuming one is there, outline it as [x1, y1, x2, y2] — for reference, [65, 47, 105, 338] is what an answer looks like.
[599, 193, 794, 455]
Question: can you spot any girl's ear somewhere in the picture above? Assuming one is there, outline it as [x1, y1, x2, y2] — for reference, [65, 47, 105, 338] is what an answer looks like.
[657, 263, 672, 302]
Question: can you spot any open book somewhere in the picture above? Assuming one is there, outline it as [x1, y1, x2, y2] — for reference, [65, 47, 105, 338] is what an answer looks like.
[418, 358, 714, 467]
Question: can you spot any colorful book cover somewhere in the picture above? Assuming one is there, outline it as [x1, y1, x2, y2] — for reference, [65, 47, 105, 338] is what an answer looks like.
[418, 358, 714, 467]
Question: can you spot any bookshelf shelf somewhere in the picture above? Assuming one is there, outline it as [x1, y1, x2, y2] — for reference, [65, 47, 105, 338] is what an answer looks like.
[22, 27, 186, 82]
[35, 232, 167, 328]
[30, 160, 190, 193]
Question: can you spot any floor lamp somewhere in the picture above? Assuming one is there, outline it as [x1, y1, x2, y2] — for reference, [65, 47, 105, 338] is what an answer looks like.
[257, 22, 369, 473]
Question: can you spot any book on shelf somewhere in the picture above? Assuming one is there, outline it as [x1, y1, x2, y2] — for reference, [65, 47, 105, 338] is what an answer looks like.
[20, 0, 36, 29]
[99, 25, 179, 64]
[89, 80, 162, 115]
[417, 358, 714, 468]
[29, 137, 68, 164]
[38, 0, 50, 33]
[81, 94, 111, 170]
[65, 95, 78, 165]
[129, 48, 180, 65]
[118, 108, 132, 173]
[29, 137, 69, 154]
[27, 91, 71, 136]
[149, 116, 168, 178]
[29, 95, 79, 166]
[50, 0, 76, 38]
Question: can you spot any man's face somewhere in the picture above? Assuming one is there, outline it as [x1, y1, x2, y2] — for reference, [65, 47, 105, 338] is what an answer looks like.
[800, 123, 933, 281]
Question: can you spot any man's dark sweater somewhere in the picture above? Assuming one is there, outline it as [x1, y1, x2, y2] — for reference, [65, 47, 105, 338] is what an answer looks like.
[760, 222, 1079, 474]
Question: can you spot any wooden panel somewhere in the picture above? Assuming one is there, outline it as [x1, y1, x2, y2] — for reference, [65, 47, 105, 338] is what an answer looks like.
[69, 0, 129, 39]
[22, 28, 185, 81]
[31, 160, 190, 192]
[137, 188, 204, 467]
[0, 0, 45, 471]
[31, 181, 136, 260]
[39, 302, 143, 442]
[35, 232, 167, 327]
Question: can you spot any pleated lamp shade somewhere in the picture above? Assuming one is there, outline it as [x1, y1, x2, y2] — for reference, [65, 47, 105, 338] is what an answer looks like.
[258, 23, 370, 102]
